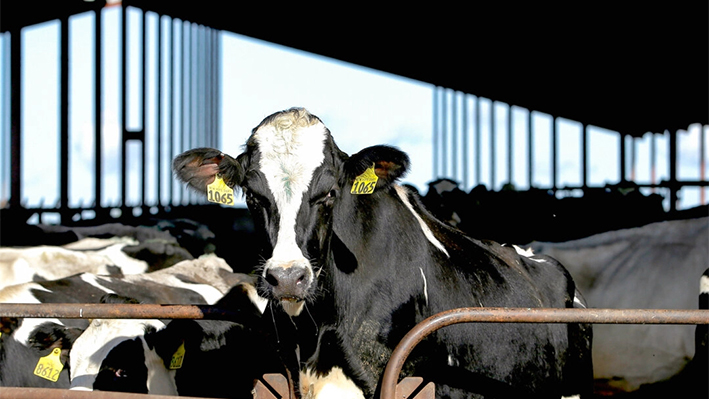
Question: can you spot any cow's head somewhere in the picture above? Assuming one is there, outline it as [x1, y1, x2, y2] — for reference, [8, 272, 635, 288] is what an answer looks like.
[69, 294, 175, 394]
[173, 107, 409, 316]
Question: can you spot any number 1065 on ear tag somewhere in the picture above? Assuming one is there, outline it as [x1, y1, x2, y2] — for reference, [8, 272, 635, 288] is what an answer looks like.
[207, 175, 235, 206]
[351, 164, 378, 195]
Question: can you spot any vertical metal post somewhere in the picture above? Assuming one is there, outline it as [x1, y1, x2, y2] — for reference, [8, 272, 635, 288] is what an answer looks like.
[630, 136, 636, 182]
[551, 116, 557, 191]
[475, 97, 481, 187]
[120, 5, 127, 207]
[215, 28, 221, 150]
[668, 129, 678, 212]
[462, 94, 468, 190]
[10, 27, 21, 209]
[189, 24, 195, 152]
[619, 132, 626, 183]
[701, 126, 706, 205]
[169, 18, 175, 206]
[490, 101, 495, 188]
[94, 8, 103, 209]
[195, 26, 202, 149]
[432, 88, 438, 179]
[140, 10, 146, 207]
[507, 105, 513, 185]
[451, 91, 457, 180]
[441, 89, 447, 178]
[204, 27, 217, 147]
[650, 132, 657, 193]
[60, 15, 69, 221]
[528, 110, 533, 188]
[156, 14, 163, 206]
[203, 27, 209, 149]
[182, 21, 190, 204]
[581, 123, 587, 190]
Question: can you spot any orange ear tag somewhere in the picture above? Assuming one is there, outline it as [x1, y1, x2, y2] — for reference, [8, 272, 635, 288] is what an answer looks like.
[207, 175, 235, 206]
[351, 164, 378, 195]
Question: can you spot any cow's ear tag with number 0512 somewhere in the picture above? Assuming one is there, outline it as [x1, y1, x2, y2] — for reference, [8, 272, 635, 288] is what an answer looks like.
[33, 348, 64, 382]
[351, 164, 378, 195]
[207, 175, 235, 206]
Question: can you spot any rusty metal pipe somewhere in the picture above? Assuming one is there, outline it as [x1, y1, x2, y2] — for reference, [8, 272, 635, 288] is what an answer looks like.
[2, 304, 708, 324]
[379, 307, 709, 399]
[0, 387, 210, 399]
[0, 303, 240, 320]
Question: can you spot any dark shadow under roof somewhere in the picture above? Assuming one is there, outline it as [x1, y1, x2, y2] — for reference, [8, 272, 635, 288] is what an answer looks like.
[2, 1, 707, 137]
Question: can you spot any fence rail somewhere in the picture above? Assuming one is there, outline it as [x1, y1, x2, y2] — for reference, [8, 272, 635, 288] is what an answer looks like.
[2, 304, 707, 399]
[2, 303, 708, 324]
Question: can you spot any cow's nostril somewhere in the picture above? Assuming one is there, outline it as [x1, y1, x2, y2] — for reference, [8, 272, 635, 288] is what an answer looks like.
[265, 271, 279, 287]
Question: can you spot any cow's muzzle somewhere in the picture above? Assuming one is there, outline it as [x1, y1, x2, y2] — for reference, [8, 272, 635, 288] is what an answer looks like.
[263, 264, 312, 315]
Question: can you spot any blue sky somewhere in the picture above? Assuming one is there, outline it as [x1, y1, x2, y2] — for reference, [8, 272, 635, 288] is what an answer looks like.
[1, 6, 707, 220]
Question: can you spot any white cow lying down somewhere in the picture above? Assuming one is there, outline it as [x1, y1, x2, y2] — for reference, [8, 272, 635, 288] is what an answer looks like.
[529, 216, 708, 392]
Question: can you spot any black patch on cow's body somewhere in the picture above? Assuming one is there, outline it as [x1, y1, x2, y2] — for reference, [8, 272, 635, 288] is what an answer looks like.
[93, 278, 208, 305]
[93, 337, 149, 394]
[30, 275, 111, 305]
[143, 285, 288, 398]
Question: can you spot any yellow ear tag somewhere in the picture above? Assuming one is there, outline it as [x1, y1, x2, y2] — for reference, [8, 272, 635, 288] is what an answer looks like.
[33, 348, 64, 382]
[351, 163, 378, 195]
[207, 175, 235, 206]
[170, 342, 186, 370]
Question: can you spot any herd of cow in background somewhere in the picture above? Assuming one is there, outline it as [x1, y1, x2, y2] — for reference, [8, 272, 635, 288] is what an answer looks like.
[0, 107, 707, 399]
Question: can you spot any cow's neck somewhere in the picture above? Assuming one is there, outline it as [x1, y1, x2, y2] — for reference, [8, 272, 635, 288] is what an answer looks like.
[325, 186, 436, 390]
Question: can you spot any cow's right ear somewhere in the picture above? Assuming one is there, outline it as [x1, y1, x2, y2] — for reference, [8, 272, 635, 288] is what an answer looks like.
[172, 148, 244, 194]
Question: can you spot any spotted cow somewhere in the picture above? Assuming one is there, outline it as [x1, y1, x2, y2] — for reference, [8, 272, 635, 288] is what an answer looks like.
[173, 107, 593, 399]
[0, 254, 247, 390]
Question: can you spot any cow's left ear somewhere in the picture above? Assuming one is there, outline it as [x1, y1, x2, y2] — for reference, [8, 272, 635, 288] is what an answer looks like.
[27, 323, 84, 352]
[145, 319, 202, 368]
[344, 145, 410, 185]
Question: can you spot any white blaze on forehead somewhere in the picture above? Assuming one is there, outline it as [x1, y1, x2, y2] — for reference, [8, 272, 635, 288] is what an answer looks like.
[254, 117, 327, 266]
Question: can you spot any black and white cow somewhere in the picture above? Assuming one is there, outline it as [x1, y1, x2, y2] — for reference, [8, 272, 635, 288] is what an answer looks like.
[0, 237, 150, 291]
[0, 254, 249, 390]
[173, 107, 593, 399]
[68, 281, 283, 397]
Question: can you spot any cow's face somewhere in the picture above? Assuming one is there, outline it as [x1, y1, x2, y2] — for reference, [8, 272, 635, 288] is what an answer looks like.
[173, 108, 346, 316]
[173, 108, 411, 317]
[69, 317, 174, 394]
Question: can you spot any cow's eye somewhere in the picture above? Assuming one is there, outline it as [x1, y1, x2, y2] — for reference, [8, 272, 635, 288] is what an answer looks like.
[312, 189, 337, 206]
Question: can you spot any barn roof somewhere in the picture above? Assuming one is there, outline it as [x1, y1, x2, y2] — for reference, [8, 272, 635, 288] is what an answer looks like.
[2, 1, 707, 137]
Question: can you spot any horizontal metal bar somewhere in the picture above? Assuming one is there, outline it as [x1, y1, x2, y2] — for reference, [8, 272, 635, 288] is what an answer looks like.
[0, 303, 240, 320]
[379, 306, 709, 399]
[1, 304, 708, 324]
[0, 387, 210, 399]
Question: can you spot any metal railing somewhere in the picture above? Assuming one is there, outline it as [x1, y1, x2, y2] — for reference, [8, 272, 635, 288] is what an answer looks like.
[1, 304, 707, 399]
